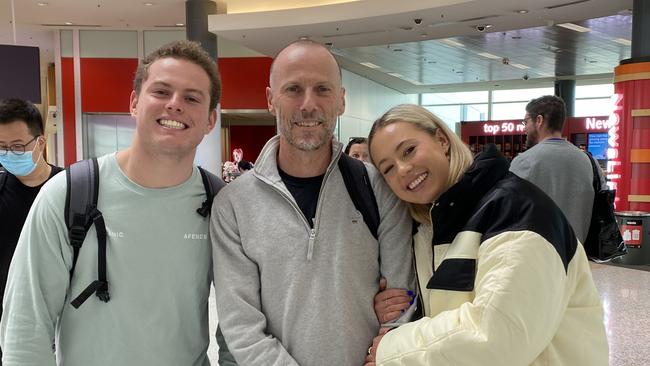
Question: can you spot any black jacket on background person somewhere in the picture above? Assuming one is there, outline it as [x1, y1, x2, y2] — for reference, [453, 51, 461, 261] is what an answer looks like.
[0, 165, 62, 319]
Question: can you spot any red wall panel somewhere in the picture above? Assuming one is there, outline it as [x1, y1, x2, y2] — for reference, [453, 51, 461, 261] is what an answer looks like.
[61, 57, 76, 166]
[228, 125, 276, 163]
[81, 58, 138, 113]
[61, 56, 272, 165]
[218, 57, 272, 110]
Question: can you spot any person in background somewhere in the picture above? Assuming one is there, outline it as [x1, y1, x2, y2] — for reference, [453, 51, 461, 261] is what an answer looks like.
[211, 40, 416, 366]
[0, 98, 63, 364]
[1, 40, 224, 366]
[237, 160, 253, 173]
[364, 104, 607, 366]
[345, 136, 370, 163]
[510, 95, 599, 244]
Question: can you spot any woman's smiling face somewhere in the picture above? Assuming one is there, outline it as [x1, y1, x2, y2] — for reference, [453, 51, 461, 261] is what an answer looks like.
[370, 121, 450, 204]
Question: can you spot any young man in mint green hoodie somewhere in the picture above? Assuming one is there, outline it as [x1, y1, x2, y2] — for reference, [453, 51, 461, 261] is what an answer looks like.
[1, 40, 221, 366]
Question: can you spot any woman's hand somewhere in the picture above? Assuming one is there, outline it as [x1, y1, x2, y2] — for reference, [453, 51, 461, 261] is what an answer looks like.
[364, 328, 389, 366]
[374, 278, 414, 323]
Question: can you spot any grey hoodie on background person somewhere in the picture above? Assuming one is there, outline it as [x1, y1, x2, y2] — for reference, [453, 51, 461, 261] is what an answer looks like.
[211, 136, 416, 366]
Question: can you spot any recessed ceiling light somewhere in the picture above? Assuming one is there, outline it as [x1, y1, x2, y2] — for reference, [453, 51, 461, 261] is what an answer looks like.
[143, 2, 155, 6]
[360, 62, 380, 69]
[515, 9, 529, 14]
[175, 23, 185, 27]
[557, 23, 591, 32]
[64, 22, 73, 25]
[613, 38, 632, 46]
[37, 2, 49, 6]
[387, 72, 404, 78]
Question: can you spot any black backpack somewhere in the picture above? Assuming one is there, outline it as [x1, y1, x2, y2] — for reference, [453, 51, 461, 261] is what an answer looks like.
[64, 158, 225, 308]
[583, 152, 627, 262]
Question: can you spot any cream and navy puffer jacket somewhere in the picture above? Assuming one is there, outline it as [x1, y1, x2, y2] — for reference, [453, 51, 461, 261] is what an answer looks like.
[377, 144, 608, 366]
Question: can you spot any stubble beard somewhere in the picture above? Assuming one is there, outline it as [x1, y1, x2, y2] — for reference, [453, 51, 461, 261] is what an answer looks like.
[525, 130, 538, 149]
[276, 108, 335, 152]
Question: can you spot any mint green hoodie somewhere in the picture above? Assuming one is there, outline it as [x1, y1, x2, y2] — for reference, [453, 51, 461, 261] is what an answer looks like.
[1, 154, 212, 366]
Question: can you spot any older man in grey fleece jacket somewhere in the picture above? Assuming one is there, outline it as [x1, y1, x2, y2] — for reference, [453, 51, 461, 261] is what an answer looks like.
[210, 40, 416, 366]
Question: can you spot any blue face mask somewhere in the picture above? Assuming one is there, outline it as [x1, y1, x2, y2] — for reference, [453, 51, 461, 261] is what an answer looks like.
[0, 143, 40, 177]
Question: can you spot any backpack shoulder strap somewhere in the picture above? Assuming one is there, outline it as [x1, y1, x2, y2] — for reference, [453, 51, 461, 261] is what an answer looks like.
[65, 158, 110, 308]
[584, 151, 601, 192]
[65, 158, 100, 274]
[197, 166, 226, 217]
[0, 167, 7, 194]
[338, 154, 380, 240]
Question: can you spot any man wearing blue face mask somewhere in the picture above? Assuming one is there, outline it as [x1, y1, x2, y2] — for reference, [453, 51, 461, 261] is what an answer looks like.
[0, 99, 63, 360]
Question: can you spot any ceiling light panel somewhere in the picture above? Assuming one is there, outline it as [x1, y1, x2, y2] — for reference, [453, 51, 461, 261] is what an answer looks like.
[438, 38, 465, 48]
[557, 23, 591, 32]
[360, 62, 380, 69]
[613, 38, 632, 46]
[510, 63, 531, 69]
[477, 52, 501, 59]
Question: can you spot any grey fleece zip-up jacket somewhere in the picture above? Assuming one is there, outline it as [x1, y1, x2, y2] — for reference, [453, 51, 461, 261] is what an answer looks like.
[211, 136, 416, 366]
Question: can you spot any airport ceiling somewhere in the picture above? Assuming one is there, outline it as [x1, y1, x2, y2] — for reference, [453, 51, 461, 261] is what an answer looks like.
[0, 0, 634, 93]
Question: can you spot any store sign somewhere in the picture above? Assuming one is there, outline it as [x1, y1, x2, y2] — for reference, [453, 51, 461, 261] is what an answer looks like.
[585, 117, 610, 131]
[482, 121, 525, 135]
[606, 93, 623, 197]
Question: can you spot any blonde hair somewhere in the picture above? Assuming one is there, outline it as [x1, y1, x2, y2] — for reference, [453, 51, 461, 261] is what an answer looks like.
[368, 104, 474, 224]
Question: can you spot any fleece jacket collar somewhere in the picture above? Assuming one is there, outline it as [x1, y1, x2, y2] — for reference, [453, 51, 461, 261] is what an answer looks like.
[252, 135, 344, 187]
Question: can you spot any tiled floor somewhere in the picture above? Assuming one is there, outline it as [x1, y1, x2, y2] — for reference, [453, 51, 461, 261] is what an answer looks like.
[207, 263, 650, 365]
[591, 263, 650, 366]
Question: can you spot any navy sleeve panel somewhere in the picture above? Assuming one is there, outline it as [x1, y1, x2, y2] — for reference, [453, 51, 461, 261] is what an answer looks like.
[468, 173, 578, 272]
[426, 258, 476, 291]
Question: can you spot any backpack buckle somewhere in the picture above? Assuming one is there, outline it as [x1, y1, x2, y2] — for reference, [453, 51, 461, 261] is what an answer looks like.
[197, 199, 211, 217]
[96, 281, 110, 303]
[68, 225, 87, 248]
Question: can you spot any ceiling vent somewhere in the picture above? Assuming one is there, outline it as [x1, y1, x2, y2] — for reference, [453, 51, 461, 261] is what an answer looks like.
[321, 29, 388, 38]
[545, 0, 590, 10]
[458, 14, 500, 22]
[42, 24, 101, 27]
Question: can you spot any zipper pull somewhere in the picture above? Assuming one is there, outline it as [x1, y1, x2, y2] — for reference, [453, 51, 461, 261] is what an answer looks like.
[307, 228, 316, 260]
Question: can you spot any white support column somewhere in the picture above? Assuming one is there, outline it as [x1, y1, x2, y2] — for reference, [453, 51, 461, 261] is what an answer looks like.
[54, 30, 64, 166]
[195, 103, 222, 175]
[72, 29, 83, 162]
